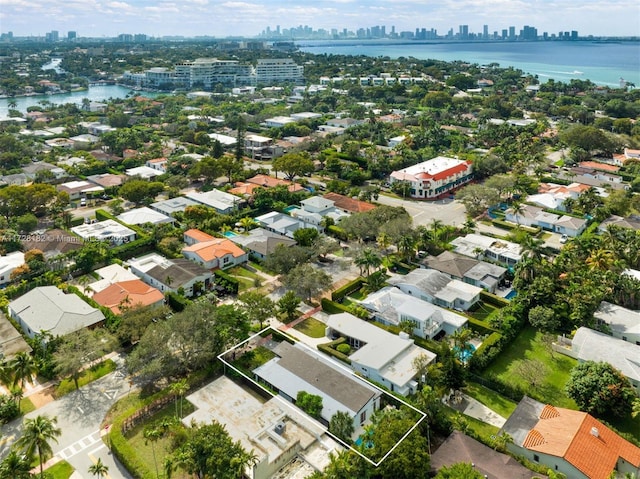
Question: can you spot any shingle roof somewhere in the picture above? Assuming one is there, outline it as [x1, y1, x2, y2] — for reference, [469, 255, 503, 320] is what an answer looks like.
[322, 192, 376, 213]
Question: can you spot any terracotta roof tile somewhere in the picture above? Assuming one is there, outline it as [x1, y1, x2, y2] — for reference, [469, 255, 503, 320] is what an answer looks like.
[322, 192, 376, 213]
[92, 279, 164, 315]
[184, 229, 215, 243]
[183, 238, 246, 263]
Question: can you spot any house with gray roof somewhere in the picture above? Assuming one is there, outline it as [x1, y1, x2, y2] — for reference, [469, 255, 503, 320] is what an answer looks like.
[598, 215, 640, 233]
[254, 211, 312, 238]
[127, 252, 212, 297]
[422, 250, 507, 293]
[8, 286, 105, 339]
[116, 207, 175, 226]
[325, 312, 434, 396]
[451, 233, 522, 267]
[360, 287, 467, 339]
[150, 196, 200, 217]
[505, 204, 587, 237]
[186, 189, 243, 214]
[388, 268, 482, 311]
[228, 227, 297, 259]
[594, 301, 640, 346]
[253, 341, 381, 430]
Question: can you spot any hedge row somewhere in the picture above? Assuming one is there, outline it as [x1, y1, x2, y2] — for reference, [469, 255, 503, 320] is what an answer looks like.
[491, 218, 540, 234]
[110, 236, 156, 261]
[468, 331, 504, 371]
[321, 298, 351, 314]
[331, 277, 365, 302]
[466, 316, 499, 335]
[213, 269, 239, 295]
[479, 290, 510, 308]
[317, 338, 351, 365]
[166, 291, 191, 312]
[327, 224, 348, 241]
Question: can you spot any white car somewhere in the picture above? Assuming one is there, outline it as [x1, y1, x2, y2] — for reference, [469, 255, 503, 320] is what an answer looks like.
[559, 234, 569, 244]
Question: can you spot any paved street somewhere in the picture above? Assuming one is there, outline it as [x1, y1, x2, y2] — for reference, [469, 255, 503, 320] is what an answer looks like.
[375, 194, 468, 227]
[0, 355, 134, 479]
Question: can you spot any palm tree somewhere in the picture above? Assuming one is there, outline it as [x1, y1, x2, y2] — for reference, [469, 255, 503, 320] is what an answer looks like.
[144, 425, 162, 479]
[88, 457, 109, 478]
[9, 352, 38, 391]
[16, 415, 62, 479]
[8, 99, 17, 110]
[0, 449, 32, 479]
[169, 378, 189, 419]
[0, 360, 13, 389]
[238, 216, 256, 232]
[354, 247, 382, 277]
[510, 202, 525, 226]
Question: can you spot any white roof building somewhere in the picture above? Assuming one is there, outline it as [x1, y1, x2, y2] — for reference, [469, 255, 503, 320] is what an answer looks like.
[0, 251, 25, 286]
[186, 189, 242, 214]
[593, 301, 640, 345]
[388, 268, 482, 311]
[125, 165, 164, 180]
[208, 133, 237, 146]
[87, 264, 140, 294]
[360, 286, 468, 339]
[326, 313, 434, 396]
[116, 207, 175, 226]
[451, 233, 522, 267]
[71, 220, 136, 245]
[570, 327, 640, 394]
[150, 196, 200, 216]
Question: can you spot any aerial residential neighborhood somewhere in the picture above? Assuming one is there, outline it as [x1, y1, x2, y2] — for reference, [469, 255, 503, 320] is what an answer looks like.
[0, 30, 638, 479]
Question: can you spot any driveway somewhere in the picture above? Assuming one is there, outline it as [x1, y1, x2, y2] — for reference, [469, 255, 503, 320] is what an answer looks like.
[375, 194, 468, 227]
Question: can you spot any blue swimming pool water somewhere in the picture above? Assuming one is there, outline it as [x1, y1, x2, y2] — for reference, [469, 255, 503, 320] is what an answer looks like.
[505, 290, 517, 300]
[223, 231, 238, 238]
[454, 343, 477, 363]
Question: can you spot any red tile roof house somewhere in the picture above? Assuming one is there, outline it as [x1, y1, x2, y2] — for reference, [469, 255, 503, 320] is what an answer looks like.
[92, 279, 165, 315]
[501, 396, 640, 479]
[182, 229, 248, 270]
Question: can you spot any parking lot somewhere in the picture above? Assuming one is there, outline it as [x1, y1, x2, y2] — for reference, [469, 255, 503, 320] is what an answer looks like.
[375, 193, 468, 227]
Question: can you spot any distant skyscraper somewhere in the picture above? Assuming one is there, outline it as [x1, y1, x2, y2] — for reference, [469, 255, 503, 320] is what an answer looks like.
[509, 26, 516, 40]
[502, 29, 508, 40]
[68, 31, 76, 40]
[459, 25, 469, 40]
[483, 25, 489, 39]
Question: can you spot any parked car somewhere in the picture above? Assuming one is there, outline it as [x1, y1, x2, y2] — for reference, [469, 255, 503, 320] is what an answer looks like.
[560, 234, 569, 244]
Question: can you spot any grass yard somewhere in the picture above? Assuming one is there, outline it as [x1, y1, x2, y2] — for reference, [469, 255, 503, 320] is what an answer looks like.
[293, 317, 327, 338]
[46, 460, 75, 479]
[464, 381, 518, 419]
[125, 401, 195, 479]
[20, 396, 36, 414]
[233, 346, 276, 373]
[467, 302, 501, 322]
[482, 326, 578, 409]
[226, 266, 262, 292]
[55, 359, 117, 398]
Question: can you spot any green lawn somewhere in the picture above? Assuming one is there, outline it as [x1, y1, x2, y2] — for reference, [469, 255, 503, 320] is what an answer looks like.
[46, 460, 74, 479]
[20, 396, 36, 414]
[482, 326, 578, 409]
[55, 359, 117, 398]
[126, 401, 195, 479]
[464, 381, 518, 419]
[467, 302, 500, 322]
[226, 266, 262, 292]
[293, 317, 327, 338]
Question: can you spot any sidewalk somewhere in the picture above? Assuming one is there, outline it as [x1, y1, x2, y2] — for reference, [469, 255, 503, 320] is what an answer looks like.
[448, 393, 506, 428]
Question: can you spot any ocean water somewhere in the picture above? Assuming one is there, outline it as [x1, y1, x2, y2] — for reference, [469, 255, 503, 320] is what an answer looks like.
[297, 40, 640, 87]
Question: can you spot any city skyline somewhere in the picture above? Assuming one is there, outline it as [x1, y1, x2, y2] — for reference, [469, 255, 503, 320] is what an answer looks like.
[1, 0, 638, 39]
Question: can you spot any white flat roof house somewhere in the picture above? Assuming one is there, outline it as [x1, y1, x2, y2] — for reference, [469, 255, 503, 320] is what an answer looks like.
[185, 189, 242, 214]
[326, 312, 434, 396]
[594, 301, 640, 346]
[116, 207, 175, 226]
[451, 233, 522, 267]
[125, 165, 164, 180]
[0, 251, 25, 286]
[254, 211, 311, 238]
[8, 286, 105, 339]
[71, 219, 136, 246]
[388, 268, 482, 311]
[360, 286, 468, 339]
[87, 263, 140, 294]
[566, 327, 640, 394]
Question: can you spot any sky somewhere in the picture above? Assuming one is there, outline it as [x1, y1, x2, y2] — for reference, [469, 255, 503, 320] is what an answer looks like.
[1, 0, 639, 38]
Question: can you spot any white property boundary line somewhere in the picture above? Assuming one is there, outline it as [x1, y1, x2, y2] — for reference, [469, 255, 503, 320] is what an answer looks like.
[217, 326, 427, 468]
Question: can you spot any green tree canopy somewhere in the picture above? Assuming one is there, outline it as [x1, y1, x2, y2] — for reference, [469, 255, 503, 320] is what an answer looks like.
[565, 360, 636, 417]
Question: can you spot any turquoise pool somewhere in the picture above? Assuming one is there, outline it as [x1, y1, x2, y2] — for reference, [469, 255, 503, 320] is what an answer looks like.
[223, 231, 238, 238]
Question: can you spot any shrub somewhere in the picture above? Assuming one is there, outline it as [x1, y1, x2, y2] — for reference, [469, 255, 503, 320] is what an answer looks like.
[468, 331, 504, 371]
[213, 269, 239, 295]
[327, 225, 348, 241]
[336, 343, 351, 355]
[166, 291, 191, 312]
[321, 298, 351, 314]
[479, 290, 510, 308]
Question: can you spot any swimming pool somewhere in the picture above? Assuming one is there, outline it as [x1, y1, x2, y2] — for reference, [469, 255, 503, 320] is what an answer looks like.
[223, 231, 238, 238]
[505, 290, 517, 300]
[454, 343, 477, 363]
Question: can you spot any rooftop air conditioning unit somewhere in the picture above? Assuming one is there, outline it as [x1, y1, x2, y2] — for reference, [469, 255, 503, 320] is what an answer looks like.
[274, 421, 286, 435]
